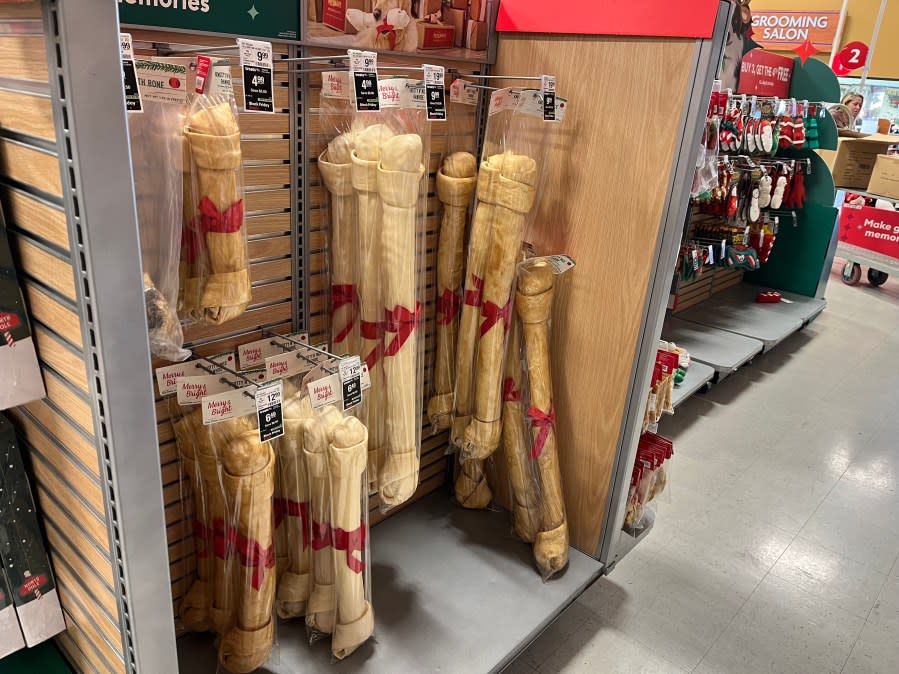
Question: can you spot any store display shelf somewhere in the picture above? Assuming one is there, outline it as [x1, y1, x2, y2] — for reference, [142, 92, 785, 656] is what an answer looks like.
[663, 316, 763, 380]
[676, 283, 825, 351]
[177, 491, 603, 674]
[611, 509, 655, 570]
[838, 188, 899, 206]
[672, 362, 716, 408]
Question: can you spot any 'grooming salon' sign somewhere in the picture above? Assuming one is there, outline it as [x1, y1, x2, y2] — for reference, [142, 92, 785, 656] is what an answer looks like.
[751, 8, 840, 50]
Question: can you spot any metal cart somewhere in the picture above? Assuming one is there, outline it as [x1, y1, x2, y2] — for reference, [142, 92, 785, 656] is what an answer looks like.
[836, 190, 899, 286]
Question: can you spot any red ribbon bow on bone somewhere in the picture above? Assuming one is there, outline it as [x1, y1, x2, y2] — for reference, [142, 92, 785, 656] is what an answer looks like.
[479, 299, 512, 337]
[436, 288, 462, 325]
[503, 377, 521, 402]
[331, 284, 358, 345]
[272, 498, 310, 550]
[527, 406, 556, 459]
[181, 197, 245, 264]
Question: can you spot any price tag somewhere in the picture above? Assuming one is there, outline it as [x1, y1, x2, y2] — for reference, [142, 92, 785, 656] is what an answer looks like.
[349, 49, 379, 111]
[120, 33, 142, 113]
[238, 38, 274, 113]
[201, 386, 257, 425]
[256, 380, 284, 442]
[449, 78, 478, 106]
[423, 64, 446, 121]
[238, 332, 308, 371]
[541, 75, 556, 121]
[338, 356, 363, 411]
[544, 254, 576, 274]
[195, 54, 211, 94]
[155, 352, 236, 396]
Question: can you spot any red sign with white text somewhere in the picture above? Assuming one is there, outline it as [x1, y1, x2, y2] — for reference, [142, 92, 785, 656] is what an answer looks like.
[839, 205, 899, 259]
[738, 49, 794, 97]
[496, 0, 719, 38]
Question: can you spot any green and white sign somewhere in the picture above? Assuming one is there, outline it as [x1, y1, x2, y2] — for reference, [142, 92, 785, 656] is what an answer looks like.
[117, 0, 299, 42]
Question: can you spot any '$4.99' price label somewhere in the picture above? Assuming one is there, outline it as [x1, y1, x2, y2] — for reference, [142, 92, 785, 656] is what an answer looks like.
[255, 380, 284, 442]
[238, 38, 274, 113]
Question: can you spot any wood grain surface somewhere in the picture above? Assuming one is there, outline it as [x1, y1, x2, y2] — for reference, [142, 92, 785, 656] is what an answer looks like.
[492, 33, 696, 553]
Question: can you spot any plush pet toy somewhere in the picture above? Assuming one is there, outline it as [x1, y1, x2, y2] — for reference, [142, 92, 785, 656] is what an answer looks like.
[347, 0, 418, 52]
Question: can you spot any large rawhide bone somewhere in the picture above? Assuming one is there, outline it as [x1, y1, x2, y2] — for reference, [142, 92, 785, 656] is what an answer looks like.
[172, 406, 215, 632]
[329, 416, 375, 659]
[320, 131, 359, 358]
[427, 152, 477, 432]
[186, 101, 251, 325]
[501, 319, 540, 542]
[451, 156, 499, 447]
[273, 388, 314, 619]
[378, 133, 426, 507]
[451, 156, 502, 507]
[180, 413, 258, 635]
[517, 260, 568, 579]
[217, 427, 277, 673]
[179, 135, 204, 323]
[352, 124, 395, 489]
[462, 152, 537, 461]
[304, 406, 344, 635]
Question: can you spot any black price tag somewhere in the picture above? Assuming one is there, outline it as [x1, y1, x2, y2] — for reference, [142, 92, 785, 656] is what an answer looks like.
[243, 66, 274, 112]
[349, 49, 379, 112]
[424, 64, 446, 121]
[120, 33, 142, 113]
[339, 356, 363, 411]
[255, 381, 284, 442]
[541, 75, 556, 122]
[238, 38, 274, 113]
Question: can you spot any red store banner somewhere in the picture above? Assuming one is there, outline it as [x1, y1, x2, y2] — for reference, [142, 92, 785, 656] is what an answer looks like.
[496, 0, 719, 38]
[839, 204, 899, 260]
[738, 48, 794, 97]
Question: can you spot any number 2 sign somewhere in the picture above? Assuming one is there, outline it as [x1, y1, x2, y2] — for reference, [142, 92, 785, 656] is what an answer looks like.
[833, 41, 869, 75]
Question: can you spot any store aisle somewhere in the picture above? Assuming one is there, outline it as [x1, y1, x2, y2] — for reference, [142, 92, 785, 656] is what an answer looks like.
[510, 271, 899, 674]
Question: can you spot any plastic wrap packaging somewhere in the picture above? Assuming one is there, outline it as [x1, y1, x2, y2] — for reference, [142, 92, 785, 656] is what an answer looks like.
[426, 151, 477, 432]
[304, 405, 344, 641]
[319, 74, 360, 359]
[500, 317, 540, 542]
[624, 432, 673, 534]
[129, 58, 190, 361]
[452, 88, 566, 508]
[182, 72, 252, 327]
[165, 360, 277, 674]
[515, 258, 568, 581]
[426, 94, 479, 432]
[273, 378, 314, 620]
[328, 414, 373, 659]
[349, 79, 430, 511]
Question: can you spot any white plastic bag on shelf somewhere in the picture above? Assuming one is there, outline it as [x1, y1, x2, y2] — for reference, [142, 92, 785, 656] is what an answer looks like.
[130, 57, 191, 361]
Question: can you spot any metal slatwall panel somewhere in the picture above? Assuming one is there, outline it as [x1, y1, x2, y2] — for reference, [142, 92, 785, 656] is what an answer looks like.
[0, 2, 123, 671]
[126, 31, 301, 615]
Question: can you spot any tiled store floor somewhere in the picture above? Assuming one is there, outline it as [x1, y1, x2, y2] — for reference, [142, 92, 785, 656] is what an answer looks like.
[510, 267, 899, 674]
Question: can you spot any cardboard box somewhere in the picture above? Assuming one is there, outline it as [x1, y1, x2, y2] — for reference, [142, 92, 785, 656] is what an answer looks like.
[815, 149, 837, 174]
[417, 20, 455, 49]
[322, 0, 369, 34]
[867, 153, 899, 200]
[442, 6, 466, 47]
[830, 133, 899, 189]
[466, 19, 488, 51]
[0, 414, 65, 647]
[0, 205, 45, 411]
[470, 0, 488, 22]
[415, 0, 442, 18]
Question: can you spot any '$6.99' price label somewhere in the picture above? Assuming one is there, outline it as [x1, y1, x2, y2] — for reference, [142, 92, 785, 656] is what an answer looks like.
[255, 380, 284, 442]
